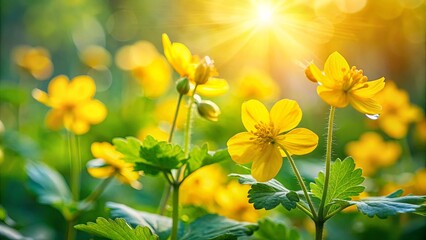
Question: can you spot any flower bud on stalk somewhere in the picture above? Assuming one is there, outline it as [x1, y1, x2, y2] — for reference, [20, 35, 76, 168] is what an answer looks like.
[176, 77, 190, 95]
[194, 56, 216, 85]
[197, 100, 221, 121]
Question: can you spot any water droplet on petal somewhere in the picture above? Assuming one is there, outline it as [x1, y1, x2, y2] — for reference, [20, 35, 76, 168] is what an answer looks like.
[366, 114, 380, 120]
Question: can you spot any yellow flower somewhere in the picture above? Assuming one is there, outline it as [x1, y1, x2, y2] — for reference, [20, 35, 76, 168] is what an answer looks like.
[12, 45, 53, 80]
[32, 75, 107, 135]
[137, 125, 169, 142]
[305, 51, 385, 115]
[345, 132, 401, 176]
[227, 99, 318, 182]
[155, 97, 188, 130]
[374, 81, 424, 139]
[235, 70, 279, 101]
[87, 142, 142, 189]
[79, 45, 111, 70]
[214, 181, 264, 222]
[162, 33, 229, 96]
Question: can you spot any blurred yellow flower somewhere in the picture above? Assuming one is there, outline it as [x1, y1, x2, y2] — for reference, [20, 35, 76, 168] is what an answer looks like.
[214, 181, 263, 222]
[345, 132, 401, 176]
[381, 169, 426, 196]
[32, 75, 107, 135]
[227, 99, 318, 182]
[79, 45, 111, 70]
[162, 33, 229, 96]
[235, 70, 279, 101]
[155, 97, 188, 130]
[373, 81, 424, 139]
[305, 51, 385, 115]
[180, 164, 226, 207]
[12, 45, 53, 80]
[137, 125, 169, 142]
[87, 142, 142, 189]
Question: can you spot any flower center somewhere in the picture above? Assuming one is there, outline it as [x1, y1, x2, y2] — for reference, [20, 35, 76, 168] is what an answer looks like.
[251, 122, 276, 145]
[342, 66, 368, 91]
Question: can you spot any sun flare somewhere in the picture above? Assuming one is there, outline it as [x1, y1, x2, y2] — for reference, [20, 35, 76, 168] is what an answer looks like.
[256, 3, 275, 26]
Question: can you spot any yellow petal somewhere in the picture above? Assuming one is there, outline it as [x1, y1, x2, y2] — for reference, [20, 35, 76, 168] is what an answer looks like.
[227, 132, 255, 164]
[74, 99, 107, 124]
[241, 100, 270, 132]
[70, 118, 90, 135]
[324, 51, 350, 83]
[270, 99, 302, 133]
[351, 78, 385, 99]
[251, 145, 282, 182]
[91, 142, 107, 159]
[306, 63, 334, 88]
[349, 96, 382, 115]
[45, 109, 64, 130]
[48, 75, 69, 100]
[196, 78, 229, 97]
[68, 75, 96, 103]
[317, 86, 349, 108]
[32, 88, 49, 105]
[87, 158, 116, 179]
[276, 128, 318, 155]
[379, 116, 408, 139]
[162, 33, 173, 62]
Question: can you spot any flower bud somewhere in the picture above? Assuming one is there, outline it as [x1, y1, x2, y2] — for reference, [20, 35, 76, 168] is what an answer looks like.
[176, 77, 190, 95]
[305, 65, 318, 83]
[197, 100, 221, 121]
[194, 56, 216, 85]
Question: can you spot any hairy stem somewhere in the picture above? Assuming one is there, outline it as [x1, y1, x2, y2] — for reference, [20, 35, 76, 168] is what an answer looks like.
[170, 183, 180, 240]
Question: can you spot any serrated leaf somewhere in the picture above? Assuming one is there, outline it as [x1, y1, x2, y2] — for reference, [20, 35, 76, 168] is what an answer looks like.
[230, 174, 299, 211]
[185, 146, 231, 177]
[107, 202, 173, 240]
[310, 157, 365, 211]
[113, 137, 143, 163]
[179, 214, 258, 240]
[75, 217, 159, 240]
[253, 218, 301, 240]
[25, 161, 72, 211]
[334, 190, 426, 219]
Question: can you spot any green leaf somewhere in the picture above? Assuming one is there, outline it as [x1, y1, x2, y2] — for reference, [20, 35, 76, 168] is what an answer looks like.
[113, 137, 144, 163]
[75, 217, 159, 240]
[310, 157, 365, 210]
[179, 214, 258, 240]
[253, 218, 301, 240]
[0, 85, 28, 105]
[107, 202, 173, 240]
[334, 190, 426, 219]
[185, 145, 231, 177]
[25, 161, 73, 211]
[230, 174, 299, 211]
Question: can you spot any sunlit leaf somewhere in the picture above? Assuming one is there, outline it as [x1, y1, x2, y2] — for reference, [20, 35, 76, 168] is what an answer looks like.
[185, 145, 231, 177]
[333, 190, 426, 219]
[253, 218, 301, 240]
[230, 174, 299, 211]
[74, 217, 159, 240]
[113, 137, 143, 163]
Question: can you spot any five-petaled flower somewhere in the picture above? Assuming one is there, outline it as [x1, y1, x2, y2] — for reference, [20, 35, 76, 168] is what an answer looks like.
[305, 51, 385, 116]
[162, 33, 229, 96]
[32, 75, 107, 135]
[227, 99, 318, 182]
[87, 142, 142, 189]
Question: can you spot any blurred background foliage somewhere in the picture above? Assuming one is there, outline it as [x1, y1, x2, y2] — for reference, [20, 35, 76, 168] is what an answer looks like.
[0, 0, 425, 239]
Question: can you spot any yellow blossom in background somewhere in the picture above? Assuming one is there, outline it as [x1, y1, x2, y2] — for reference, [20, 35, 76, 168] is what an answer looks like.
[180, 164, 226, 207]
[214, 181, 263, 222]
[235, 70, 279, 101]
[306, 51, 385, 115]
[79, 45, 111, 70]
[162, 33, 229, 96]
[381, 169, 426, 196]
[87, 142, 142, 189]
[32, 75, 107, 135]
[12, 45, 53, 80]
[155, 97, 188, 130]
[414, 119, 426, 147]
[137, 126, 169, 142]
[373, 81, 424, 139]
[345, 132, 401, 176]
[342, 191, 370, 213]
[227, 99, 318, 182]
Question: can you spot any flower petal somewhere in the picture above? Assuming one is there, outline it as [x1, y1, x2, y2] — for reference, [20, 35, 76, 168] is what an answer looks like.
[74, 99, 107, 124]
[196, 78, 229, 97]
[349, 96, 382, 115]
[45, 109, 64, 130]
[351, 77, 385, 99]
[276, 128, 318, 155]
[32, 88, 49, 105]
[70, 118, 90, 135]
[251, 146, 283, 182]
[324, 52, 350, 83]
[48, 75, 69, 96]
[68, 75, 96, 103]
[270, 99, 302, 133]
[317, 85, 349, 108]
[241, 100, 270, 132]
[227, 132, 255, 164]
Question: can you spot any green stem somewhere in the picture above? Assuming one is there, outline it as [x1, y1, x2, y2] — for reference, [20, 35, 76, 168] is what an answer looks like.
[400, 137, 413, 171]
[318, 106, 336, 219]
[170, 182, 180, 240]
[296, 203, 314, 219]
[68, 132, 81, 201]
[315, 221, 324, 240]
[66, 219, 76, 240]
[279, 145, 317, 219]
[79, 176, 114, 212]
[168, 94, 184, 143]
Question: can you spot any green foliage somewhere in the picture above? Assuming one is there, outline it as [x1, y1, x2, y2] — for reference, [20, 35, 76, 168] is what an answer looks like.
[25, 161, 73, 213]
[310, 157, 365, 207]
[230, 174, 299, 211]
[334, 190, 426, 219]
[185, 145, 231, 177]
[253, 218, 301, 240]
[107, 202, 257, 240]
[74, 217, 159, 240]
[113, 137, 144, 163]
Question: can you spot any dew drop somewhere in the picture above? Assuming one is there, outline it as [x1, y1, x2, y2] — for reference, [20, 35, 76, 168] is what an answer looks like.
[366, 114, 380, 120]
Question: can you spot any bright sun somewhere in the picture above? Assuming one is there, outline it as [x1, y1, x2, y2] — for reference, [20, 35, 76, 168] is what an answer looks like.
[256, 3, 274, 25]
